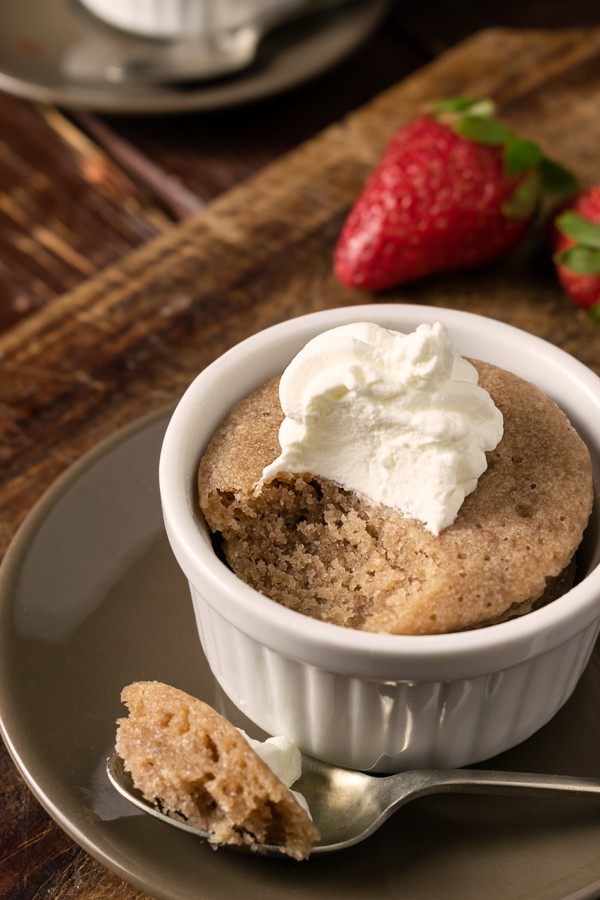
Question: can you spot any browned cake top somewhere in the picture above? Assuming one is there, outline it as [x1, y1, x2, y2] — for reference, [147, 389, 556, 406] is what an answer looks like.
[198, 361, 593, 635]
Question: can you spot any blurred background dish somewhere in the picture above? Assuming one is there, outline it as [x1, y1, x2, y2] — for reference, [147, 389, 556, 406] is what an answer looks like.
[79, 0, 321, 39]
[0, 0, 389, 113]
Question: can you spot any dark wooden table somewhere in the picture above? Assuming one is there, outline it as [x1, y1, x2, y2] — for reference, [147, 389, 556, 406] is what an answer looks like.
[2, 2, 600, 897]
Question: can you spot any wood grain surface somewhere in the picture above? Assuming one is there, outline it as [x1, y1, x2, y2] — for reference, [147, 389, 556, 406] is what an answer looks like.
[0, 5, 424, 334]
[2, 24, 600, 900]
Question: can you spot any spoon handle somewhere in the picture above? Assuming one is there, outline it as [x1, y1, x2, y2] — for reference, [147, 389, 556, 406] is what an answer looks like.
[386, 768, 600, 808]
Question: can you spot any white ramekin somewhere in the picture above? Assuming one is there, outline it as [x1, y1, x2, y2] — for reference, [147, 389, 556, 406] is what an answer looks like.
[79, 0, 306, 39]
[159, 305, 600, 773]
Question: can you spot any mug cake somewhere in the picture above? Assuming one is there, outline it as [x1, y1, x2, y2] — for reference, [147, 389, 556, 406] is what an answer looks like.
[198, 321, 592, 635]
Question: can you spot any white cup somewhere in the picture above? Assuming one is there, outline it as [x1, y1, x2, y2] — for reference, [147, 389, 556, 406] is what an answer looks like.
[79, 0, 310, 39]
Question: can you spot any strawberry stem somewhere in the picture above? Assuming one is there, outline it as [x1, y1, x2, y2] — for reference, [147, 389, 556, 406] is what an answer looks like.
[433, 97, 495, 117]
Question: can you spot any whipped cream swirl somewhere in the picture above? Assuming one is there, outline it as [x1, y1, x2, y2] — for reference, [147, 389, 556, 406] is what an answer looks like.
[238, 731, 310, 816]
[261, 321, 503, 535]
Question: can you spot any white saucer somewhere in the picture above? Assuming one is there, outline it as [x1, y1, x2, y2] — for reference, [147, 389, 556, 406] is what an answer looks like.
[0, 0, 389, 113]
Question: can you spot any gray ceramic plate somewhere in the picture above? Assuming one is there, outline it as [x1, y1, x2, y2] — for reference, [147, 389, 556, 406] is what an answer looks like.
[2, 409, 600, 899]
[0, 0, 389, 113]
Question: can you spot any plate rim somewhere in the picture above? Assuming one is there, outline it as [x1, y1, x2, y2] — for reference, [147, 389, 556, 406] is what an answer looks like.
[0, 406, 182, 896]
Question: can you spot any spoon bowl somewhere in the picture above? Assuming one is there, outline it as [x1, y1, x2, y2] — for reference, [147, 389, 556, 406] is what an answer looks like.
[107, 752, 600, 857]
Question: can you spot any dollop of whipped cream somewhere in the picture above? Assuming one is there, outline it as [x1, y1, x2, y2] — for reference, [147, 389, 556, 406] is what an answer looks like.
[261, 321, 504, 535]
[238, 730, 310, 816]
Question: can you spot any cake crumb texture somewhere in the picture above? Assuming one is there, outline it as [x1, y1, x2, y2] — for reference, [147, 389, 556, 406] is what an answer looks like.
[116, 681, 319, 860]
[198, 363, 593, 635]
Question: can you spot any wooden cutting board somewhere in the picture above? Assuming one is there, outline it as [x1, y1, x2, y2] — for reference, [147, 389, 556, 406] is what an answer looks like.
[2, 26, 600, 558]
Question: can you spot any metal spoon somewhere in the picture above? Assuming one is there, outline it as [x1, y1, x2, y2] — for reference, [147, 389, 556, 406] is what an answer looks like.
[104, 0, 356, 85]
[107, 752, 600, 856]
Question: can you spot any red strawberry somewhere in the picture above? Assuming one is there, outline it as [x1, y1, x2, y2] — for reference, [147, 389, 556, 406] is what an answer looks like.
[553, 186, 600, 321]
[334, 98, 577, 292]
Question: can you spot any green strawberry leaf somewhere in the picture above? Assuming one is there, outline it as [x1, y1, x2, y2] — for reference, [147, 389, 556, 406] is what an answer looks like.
[590, 302, 600, 325]
[504, 137, 543, 176]
[555, 211, 600, 248]
[434, 97, 579, 196]
[502, 171, 540, 220]
[539, 158, 580, 194]
[455, 114, 512, 146]
[553, 245, 600, 274]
